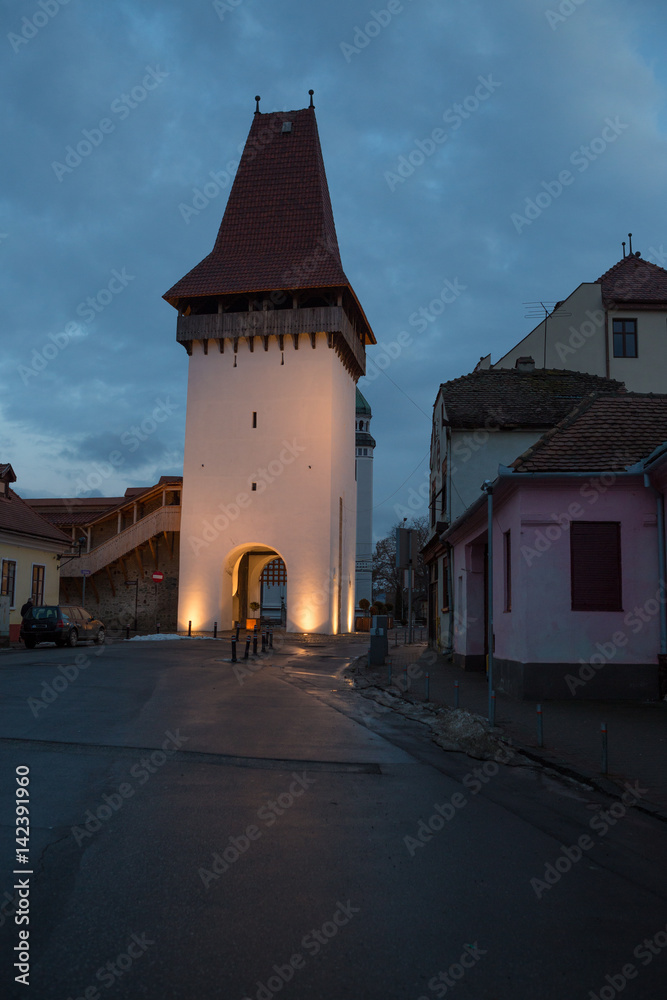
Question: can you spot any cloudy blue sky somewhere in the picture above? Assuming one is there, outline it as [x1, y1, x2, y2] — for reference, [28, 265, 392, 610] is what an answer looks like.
[2, 0, 667, 540]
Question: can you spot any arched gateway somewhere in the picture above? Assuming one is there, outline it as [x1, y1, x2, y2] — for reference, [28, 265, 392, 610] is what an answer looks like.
[164, 95, 375, 633]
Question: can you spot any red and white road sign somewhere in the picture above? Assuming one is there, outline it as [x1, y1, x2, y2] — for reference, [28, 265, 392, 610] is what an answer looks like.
[152, 571, 164, 582]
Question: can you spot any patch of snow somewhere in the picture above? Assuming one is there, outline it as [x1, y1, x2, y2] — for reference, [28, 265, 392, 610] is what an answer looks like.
[129, 633, 220, 641]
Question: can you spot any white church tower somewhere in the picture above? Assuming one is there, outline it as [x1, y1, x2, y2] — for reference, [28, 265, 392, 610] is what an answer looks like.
[164, 94, 375, 634]
[355, 388, 375, 608]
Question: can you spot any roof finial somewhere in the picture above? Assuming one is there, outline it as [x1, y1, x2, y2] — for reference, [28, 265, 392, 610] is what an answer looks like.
[308, 89, 315, 109]
[622, 241, 626, 258]
[628, 232, 633, 255]
[255, 95, 261, 114]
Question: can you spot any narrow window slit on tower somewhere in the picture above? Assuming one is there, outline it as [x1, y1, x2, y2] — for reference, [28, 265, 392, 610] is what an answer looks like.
[252, 412, 257, 428]
[251, 483, 257, 491]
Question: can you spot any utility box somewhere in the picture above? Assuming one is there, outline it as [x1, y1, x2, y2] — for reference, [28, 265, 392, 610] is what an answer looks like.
[0, 595, 10, 648]
[368, 626, 388, 666]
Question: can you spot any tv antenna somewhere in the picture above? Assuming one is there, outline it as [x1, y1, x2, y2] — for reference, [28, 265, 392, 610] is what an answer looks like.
[523, 301, 572, 368]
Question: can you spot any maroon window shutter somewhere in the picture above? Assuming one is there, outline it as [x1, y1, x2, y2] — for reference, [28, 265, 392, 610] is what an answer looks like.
[570, 522, 622, 611]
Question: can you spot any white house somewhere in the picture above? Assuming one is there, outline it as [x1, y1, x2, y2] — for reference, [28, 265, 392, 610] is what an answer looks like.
[487, 247, 667, 392]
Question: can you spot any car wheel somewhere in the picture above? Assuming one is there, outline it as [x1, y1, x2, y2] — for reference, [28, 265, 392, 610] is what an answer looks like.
[24, 638, 36, 649]
[95, 628, 106, 645]
[67, 629, 78, 647]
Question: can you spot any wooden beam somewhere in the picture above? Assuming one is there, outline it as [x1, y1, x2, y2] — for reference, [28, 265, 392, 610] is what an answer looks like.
[89, 575, 99, 604]
[148, 537, 157, 567]
[118, 557, 128, 582]
[105, 565, 116, 597]
[134, 547, 143, 576]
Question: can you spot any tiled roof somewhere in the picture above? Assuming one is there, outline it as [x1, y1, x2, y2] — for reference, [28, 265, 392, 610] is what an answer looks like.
[440, 369, 625, 429]
[596, 254, 667, 305]
[0, 490, 71, 544]
[164, 107, 350, 300]
[512, 394, 667, 472]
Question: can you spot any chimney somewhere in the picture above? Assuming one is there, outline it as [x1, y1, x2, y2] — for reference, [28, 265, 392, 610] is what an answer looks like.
[515, 356, 535, 373]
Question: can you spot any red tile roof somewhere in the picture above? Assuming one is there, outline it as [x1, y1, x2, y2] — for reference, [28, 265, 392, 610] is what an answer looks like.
[440, 369, 625, 429]
[596, 254, 667, 305]
[163, 107, 352, 301]
[0, 490, 71, 544]
[512, 394, 667, 472]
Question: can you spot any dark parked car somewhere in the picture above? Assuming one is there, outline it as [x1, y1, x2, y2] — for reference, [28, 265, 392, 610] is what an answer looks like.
[21, 605, 106, 648]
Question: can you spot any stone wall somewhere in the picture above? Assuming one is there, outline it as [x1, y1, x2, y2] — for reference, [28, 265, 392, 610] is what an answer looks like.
[60, 533, 180, 633]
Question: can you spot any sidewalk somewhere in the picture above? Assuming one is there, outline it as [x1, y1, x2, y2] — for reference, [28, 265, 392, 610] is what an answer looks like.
[360, 638, 667, 821]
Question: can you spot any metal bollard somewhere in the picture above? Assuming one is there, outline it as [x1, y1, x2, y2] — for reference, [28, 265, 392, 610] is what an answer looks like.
[253, 635, 258, 656]
[213, 621, 218, 639]
[537, 704, 544, 747]
[244, 636, 250, 660]
[489, 690, 496, 728]
[231, 638, 237, 662]
[156, 622, 160, 634]
[425, 670, 430, 701]
[454, 679, 459, 709]
[261, 632, 266, 653]
[269, 629, 273, 649]
[126, 625, 130, 640]
[601, 722, 608, 774]
[235, 625, 240, 641]
[188, 620, 192, 637]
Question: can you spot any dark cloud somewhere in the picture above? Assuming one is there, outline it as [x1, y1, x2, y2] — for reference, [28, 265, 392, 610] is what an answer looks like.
[2, 0, 667, 536]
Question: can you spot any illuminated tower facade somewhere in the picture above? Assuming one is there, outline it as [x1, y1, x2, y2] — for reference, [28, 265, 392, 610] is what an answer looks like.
[164, 95, 375, 633]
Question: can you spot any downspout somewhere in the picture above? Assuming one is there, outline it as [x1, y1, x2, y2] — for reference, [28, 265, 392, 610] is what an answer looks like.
[643, 474, 667, 657]
[604, 306, 610, 379]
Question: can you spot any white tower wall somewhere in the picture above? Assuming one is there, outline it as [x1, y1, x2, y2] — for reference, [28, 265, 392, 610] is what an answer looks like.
[178, 333, 357, 634]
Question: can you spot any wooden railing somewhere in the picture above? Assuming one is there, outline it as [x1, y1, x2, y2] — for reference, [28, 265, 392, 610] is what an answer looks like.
[176, 305, 366, 376]
[60, 506, 181, 577]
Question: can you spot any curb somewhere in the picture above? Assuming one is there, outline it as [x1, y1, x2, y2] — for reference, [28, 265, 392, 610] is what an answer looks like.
[349, 660, 667, 825]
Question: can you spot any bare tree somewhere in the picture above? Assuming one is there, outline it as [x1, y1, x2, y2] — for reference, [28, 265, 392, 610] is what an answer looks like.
[372, 516, 429, 620]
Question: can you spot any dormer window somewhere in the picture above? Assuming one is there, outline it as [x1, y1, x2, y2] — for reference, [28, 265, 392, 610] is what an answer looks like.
[613, 319, 637, 357]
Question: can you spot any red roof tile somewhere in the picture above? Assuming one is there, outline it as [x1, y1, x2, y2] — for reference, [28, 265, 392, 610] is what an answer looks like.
[512, 394, 667, 472]
[163, 107, 351, 301]
[440, 369, 625, 429]
[0, 490, 71, 544]
[596, 254, 667, 305]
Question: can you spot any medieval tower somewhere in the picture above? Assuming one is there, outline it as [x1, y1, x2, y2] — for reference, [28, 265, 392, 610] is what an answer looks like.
[164, 95, 375, 634]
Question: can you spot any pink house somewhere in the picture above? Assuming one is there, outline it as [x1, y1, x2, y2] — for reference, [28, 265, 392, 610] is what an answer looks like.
[442, 394, 667, 699]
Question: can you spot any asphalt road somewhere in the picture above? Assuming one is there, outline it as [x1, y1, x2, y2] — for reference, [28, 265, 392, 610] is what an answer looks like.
[0, 636, 666, 999]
